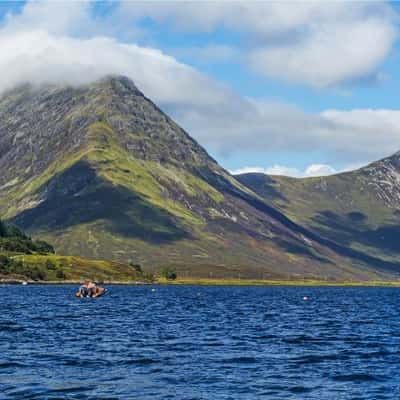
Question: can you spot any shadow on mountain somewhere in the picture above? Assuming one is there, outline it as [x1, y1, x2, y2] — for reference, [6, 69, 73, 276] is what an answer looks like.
[196, 166, 400, 272]
[313, 210, 400, 253]
[236, 173, 288, 203]
[12, 161, 188, 244]
[347, 211, 367, 223]
[197, 167, 334, 262]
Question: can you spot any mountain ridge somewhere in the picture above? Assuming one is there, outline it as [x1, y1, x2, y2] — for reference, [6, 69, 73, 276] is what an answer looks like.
[0, 75, 397, 280]
[237, 150, 400, 268]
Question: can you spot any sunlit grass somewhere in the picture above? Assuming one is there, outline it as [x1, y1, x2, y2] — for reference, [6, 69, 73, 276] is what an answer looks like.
[157, 277, 400, 287]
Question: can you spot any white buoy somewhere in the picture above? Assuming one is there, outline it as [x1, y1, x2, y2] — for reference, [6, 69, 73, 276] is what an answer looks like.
[151, 288, 156, 292]
[22, 281, 28, 285]
[303, 296, 308, 301]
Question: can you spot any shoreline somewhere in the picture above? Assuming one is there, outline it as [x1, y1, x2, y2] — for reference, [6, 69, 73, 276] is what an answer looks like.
[2, 277, 400, 287]
[158, 278, 400, 287]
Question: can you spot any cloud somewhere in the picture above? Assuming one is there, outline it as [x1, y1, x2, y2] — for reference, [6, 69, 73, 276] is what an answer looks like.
[2, 0, 93, 36]
[0, 29, 228, 109]
[117, 1, 397, 87]
[0, 2, 228, 108]
[231, 164, 337, 178]
[1, 1, 400, 171]
[247, 16, 395, 87]
[171, 44, 239, 64]
[304, 164, 337, 177]
[171, 98, 400, 164]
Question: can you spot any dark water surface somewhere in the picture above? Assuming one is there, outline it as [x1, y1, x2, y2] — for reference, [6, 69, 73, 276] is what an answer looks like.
[1, 285, 400, 399]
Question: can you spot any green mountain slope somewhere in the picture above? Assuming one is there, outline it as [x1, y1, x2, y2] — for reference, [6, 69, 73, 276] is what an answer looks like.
[0, 76, 397, 280]
[237, 154, 400, 265]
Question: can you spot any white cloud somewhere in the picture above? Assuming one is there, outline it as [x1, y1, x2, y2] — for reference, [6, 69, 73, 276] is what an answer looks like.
[2, 0, 93, 36]
[0, 29, 229, 109]
[172, 98, 400, 164]
[117, 1, 397, 87]
[304, 164, 337, 177]
[0, 1, 400, 172]
[231, 164, 337, 178]
[247, 16, 395, 87]
[117, 2, 392, 37]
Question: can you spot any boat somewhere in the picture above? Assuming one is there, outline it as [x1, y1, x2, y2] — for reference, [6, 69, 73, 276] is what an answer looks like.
[75, 286, 107, 298]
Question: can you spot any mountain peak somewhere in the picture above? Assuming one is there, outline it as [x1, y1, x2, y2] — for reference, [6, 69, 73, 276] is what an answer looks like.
[0, 75, 142, 101]
[0, 73, 392, 280]
[93, 75, 142, 96]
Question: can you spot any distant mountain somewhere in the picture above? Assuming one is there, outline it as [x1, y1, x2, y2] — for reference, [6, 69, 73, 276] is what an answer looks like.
[237, 153, 400, 267]
[0, 76, 396, 280]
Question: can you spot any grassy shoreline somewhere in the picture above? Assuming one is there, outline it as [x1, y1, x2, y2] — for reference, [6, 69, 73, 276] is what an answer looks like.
[157, 278, 400, 287]
[2, 277, 400, 287]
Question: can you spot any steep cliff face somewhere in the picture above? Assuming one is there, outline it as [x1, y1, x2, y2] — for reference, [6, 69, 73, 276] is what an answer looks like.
[237, 152, 400, 266]
[0, 76, 395, 280]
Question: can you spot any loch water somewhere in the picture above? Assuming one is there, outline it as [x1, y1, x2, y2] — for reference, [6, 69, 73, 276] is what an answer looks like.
[1, 285, 400, 399]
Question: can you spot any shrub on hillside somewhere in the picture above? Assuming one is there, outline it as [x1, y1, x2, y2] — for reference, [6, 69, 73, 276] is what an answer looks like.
[0, 237, 32, 253]
[160, 266, 177, 280]
[129, 262, 143, 273]
[45, 259, 57, 270]
[0, 220, 26, 238]
[0, 254, 18, 274]
[24, 266, 46, 281]
[34, 241, 55, 254]
[56, 269, 66, 279]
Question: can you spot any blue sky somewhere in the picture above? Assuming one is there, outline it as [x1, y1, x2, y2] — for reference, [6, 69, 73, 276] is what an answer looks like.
[1, 1, 400, 177]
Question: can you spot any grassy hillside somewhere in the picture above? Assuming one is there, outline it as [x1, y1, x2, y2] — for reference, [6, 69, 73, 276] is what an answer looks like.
[0, 219, 54, 254]
[0, 219, 152, 282]
[2, 254, 151, 282]
[237, 157, 400, 264]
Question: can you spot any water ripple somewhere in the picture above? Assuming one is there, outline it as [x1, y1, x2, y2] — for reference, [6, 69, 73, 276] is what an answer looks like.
[1, 285, 400, 399]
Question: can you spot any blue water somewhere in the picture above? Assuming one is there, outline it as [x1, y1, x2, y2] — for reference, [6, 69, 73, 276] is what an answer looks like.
[1, 285, 400, 399]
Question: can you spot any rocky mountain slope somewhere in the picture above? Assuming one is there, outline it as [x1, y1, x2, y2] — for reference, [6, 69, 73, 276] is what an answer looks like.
[237, 153, 400, 266]
[0, 76, 396, 280]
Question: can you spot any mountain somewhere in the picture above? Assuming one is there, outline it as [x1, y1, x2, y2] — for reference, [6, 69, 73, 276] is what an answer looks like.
[237, 153, 400, 267]
[0, 76, 396, 280]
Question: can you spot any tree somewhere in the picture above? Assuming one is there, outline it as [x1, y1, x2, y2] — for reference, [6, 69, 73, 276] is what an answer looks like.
[45, 259, 57, 270]
[34, 240, 55, 254]
[129, 262, 143, 273]
[56, 269, 66, 279]
[160, 266, 177, 280]
[0, 220, 8, 237]
[26, 267, 46, 281]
